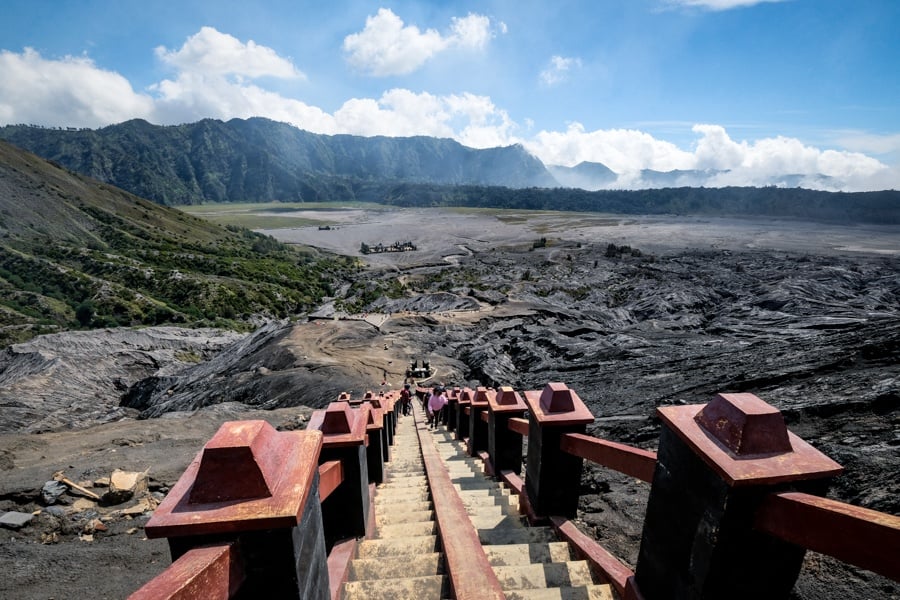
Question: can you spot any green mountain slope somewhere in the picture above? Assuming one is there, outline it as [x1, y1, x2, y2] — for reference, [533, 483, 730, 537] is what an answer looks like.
[0, 118, 555, 205]
[0, 140, 354, 347]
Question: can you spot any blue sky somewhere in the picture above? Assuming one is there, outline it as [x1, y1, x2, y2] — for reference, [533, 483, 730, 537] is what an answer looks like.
[0, 0, 898, 190]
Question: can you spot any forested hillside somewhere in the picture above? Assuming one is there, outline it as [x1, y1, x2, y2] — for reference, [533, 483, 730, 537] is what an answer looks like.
[0, 140, 354, 347]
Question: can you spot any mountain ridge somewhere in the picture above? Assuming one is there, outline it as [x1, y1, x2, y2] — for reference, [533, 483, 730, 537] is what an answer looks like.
[0, 118, 556, 205]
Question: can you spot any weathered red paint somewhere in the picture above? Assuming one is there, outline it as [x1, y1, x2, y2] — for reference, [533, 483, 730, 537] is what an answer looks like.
[129, 542, 244, 600]
[524, 382, 594, 426]
[317, 460, 343, 503]
[507, 417, 529, 436]
[146, 422, 323, 538]
[560, 433, 657, 483]
[326, 538, 357, 600]
[551, 516, 634, 599]
[414, 406, 506, 600]
[499, 469, 544, 525]
[755, 491, 900, 581]
[658, 399, 843, 487]
[476, 450, 494, 476]
[695, 393, 792, 455]
[308, 402, 369, 448]
[489, 386, 527, 411]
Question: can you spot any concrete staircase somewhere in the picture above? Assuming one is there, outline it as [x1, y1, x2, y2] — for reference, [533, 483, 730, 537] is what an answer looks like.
[341, 410, 615, 599]
[342, 413, 450, 599]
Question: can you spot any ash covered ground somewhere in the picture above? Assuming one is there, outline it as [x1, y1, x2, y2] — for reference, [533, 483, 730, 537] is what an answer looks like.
[1, 209, 898, 599]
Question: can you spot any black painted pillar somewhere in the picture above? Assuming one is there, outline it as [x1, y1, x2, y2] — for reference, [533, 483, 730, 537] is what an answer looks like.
[467, 387, 493, 457]
[360, 403, 385, 485]
[456, 389, 472, 442]
[487, 386, 527, 477]
[634, 393, 843, 600]
[446, 388, 460, 432]
[307, 402, 371, 550]
[523, 383, 594, 518]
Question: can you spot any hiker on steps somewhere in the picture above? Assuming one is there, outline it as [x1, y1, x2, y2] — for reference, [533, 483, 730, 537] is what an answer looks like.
[427, 386, 448, 429]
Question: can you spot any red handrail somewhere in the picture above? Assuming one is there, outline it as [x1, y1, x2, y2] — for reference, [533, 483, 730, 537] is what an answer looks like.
[128, 542, 244, 600]
[560, 432, 657, 483]
[318, 460, 343, 502]
[755, 491, 900, 581]
[508, 417, 528, 435]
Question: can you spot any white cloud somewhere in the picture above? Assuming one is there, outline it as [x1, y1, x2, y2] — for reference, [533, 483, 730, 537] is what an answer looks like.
[664, 0, 787, 10]
[525, 123, 694, 173]
[539, 55, 582, 87]
[330, 89, 515, 147]
[0, 48, 154, 128]
[832, 130, 900, 156]
[155, 26, 303, 79]
[523, 122, 893, 191]
[0, 28, 895, 192]
[342, 8, 497, 76]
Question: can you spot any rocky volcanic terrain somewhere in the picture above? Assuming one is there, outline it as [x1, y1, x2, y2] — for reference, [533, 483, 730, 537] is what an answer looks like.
[1, 210, 898, 599]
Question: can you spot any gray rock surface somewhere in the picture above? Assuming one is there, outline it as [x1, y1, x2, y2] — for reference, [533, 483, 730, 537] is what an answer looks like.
[0, 327, 245, 432]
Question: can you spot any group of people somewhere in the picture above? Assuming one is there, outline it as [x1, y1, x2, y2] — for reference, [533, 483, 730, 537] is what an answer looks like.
[397, 382, 449, 429]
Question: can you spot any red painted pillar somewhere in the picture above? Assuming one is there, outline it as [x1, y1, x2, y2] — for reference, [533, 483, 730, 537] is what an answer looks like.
[307, 402, 371, 550]
[523, 383, 594, 518]
[144, 420, 329, 598]
[634, 393, 843, 600]
[487, 386, 528, 477]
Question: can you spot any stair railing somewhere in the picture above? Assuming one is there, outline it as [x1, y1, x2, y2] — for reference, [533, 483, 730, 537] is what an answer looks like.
[129, 391, 400, 600]
[441, 382, 899, 600]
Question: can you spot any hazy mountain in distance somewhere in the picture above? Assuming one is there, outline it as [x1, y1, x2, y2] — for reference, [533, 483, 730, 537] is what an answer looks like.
[547, 161, 618, 190]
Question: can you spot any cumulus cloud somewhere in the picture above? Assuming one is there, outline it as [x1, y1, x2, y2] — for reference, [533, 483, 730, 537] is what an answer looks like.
[155, 27, 304, 79]
[331, 89, 516, 147]
[523, 122, 892, 191]
[343, 8, 496, 76]
[539, 55, 582, 87]
[525, 122, 694, 173]
[0, 27, 895, 192]
[664, 0, 787, 10]
[0, 48, 154, 128]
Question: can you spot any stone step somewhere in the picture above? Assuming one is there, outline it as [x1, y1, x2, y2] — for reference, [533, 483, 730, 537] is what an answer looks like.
[376, 520, 437, 538]
[357, 534, 439, 558]
[484, 542, 575, 566]
[348, 553, 444, 581]
[463, 502, 518, 518]
[373, 500, 432, 513]
[341, 574, 450, 600]
[452, 480, 499, 492]
[503, 585, 615, 600]
[375, 509, 434, 526]
[493, 561, 595, 590]
[479, 526, 558, 546]
[381, 479, 429, 489]
[459, 493, 517, 508]
[470, 513, 528, 530]
[375, 489, 430, 502]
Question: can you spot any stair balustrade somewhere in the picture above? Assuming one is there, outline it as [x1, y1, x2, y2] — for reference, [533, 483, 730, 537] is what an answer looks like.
[129, 383, 898, 600]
